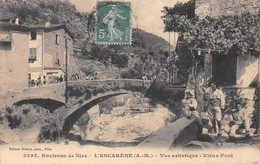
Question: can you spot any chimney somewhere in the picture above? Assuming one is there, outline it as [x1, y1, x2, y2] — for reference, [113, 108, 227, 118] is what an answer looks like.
[45, 21, 51, 27]
[15, 18, 19, 25]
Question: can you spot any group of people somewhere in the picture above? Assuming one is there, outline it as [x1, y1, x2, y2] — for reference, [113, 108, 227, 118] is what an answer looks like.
[181, 82, 251, 139]
[28, 75, 64, 87]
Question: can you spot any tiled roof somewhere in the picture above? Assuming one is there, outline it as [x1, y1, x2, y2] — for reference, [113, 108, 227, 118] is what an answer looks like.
[28, 24, 73, 39]
[0, 22, 29, 32]
[0, 23, 73, 39]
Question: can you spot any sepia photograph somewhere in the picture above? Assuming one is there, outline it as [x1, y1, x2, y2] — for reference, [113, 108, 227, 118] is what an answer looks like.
[0, 0, 259, 163]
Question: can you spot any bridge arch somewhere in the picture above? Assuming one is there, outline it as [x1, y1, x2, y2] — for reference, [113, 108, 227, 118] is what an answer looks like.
[13, 98, 66, 113]
[62, 92, 129, 135]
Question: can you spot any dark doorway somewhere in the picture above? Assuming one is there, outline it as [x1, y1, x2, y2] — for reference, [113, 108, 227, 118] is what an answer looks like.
[212, 51, 237, 86]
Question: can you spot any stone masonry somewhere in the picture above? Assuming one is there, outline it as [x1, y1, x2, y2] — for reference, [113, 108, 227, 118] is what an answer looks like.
[195, 0, 260, 18]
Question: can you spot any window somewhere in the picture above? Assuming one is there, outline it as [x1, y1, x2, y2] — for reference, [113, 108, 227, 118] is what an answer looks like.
[55, 52, 60, 66]
[30, 31, 36, 40]
[56, 34, 60, 45]
[29, 48, 37, 63]
[0, 42, 11, 50]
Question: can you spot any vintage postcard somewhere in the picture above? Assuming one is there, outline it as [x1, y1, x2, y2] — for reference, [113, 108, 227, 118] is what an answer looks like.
[0, 0, 259, 163]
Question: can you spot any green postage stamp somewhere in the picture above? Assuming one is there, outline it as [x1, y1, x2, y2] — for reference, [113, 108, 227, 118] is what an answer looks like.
[96, 1, 131, 44]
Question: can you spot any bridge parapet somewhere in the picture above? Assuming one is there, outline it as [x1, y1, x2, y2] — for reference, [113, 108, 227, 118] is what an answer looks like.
[66, 79, 149, 107]
[136, 118, 197, 149]
[0, 79, 150, 110]
[0, 83, 65, 109]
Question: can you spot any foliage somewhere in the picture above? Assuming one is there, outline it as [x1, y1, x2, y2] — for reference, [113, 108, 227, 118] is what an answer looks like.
[7, 3, 40, 21]
[0, 105, 57, 130]
[132, 28, 172, 53]
[162, 6, 260, 57]
[111, 53, 129, 69]
[224, 89, 249, 111]
[175, 43, 193, 83]
[121, 68, 142, 79]
[80, 66, 95, 76]
[50, 15, 60, 24]
[38, 123, 61, 142]
[1, 0, 86, 39]
[89, 44, 112, 65]
[145, 81, 185, 117]
[121, 61, 145, 79]
[162, 0, 195, 19]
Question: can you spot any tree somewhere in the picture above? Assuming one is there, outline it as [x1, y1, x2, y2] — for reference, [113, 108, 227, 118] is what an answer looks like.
[162, 9, 259, 57]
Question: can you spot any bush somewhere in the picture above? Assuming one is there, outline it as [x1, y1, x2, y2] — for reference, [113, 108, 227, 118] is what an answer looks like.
[17, 5, 30, 19]
[39, 1, 46, 8]
[6, 114, 22, 129]
[50, 15, 60, 24]
[5, 106, 13, 114]
[80, 66, 95, 76]
[67, 86, 85, 98]
[89, 45, 111, 64]
[111, 53, 129, 68]
[30, 7, 40, 18]
[145, 81, 185, 117]
[38, 123, 61, 142]
[121, 68, 141, 79]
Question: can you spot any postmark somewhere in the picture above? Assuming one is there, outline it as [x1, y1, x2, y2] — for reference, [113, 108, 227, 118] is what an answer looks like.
[96, 1, 131, 44]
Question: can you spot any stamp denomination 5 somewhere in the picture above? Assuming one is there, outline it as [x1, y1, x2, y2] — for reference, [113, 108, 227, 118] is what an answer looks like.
[96, 1, 131, 44]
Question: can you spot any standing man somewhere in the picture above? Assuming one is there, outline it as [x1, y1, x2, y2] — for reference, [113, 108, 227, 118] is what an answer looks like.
[207, 82, 225, 136]
[28, 74, 31, 88]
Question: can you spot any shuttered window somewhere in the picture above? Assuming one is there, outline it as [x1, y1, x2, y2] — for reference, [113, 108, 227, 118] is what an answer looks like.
[29, 48, 37, 63]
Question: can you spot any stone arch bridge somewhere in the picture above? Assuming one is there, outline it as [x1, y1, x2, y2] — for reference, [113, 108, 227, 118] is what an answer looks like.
[0, 79, 151, 135]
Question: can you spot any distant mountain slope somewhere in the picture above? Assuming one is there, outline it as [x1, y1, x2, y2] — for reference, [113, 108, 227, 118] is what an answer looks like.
[133, 28, 173, 52]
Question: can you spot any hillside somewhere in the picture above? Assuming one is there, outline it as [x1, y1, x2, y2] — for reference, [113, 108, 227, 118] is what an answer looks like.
[0, 0, 173, 80]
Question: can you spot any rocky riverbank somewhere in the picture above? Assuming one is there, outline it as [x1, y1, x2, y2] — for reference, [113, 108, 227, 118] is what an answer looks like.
[0, 93, 176, 146]
[70, 93, 176, 143]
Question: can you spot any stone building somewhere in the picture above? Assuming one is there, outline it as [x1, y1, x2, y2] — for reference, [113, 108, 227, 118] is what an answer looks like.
[195, 0, 259, 87]
[173, 0, 259, 87]
[0, 23, 29, 93]
[28, 23, 73, 83]
[0, 21, 73, 94]
[195, 0, 260, 18]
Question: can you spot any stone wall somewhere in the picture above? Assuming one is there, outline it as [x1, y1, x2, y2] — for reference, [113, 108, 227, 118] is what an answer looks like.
[145, 81, 185, 117]
[0, 79, 149, 109]
[28, 30, 43, 79]
[0, 31, 29, 94]
[236, 55, 258, 87]
[196, 0, 260, 18]
[44, 28, 73, 76]
[0, 83, 65, 109]
[136, 118, 196, 149]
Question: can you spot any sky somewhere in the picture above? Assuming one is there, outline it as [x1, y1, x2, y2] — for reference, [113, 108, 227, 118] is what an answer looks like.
[67, 0, 189, 43]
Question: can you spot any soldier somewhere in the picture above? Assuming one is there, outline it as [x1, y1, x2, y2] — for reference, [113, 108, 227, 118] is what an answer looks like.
[181, 90, 200, 121]
[228, 101, 251, 139]
[181, 89, 203, 136]
[206, 82, 225, 136]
